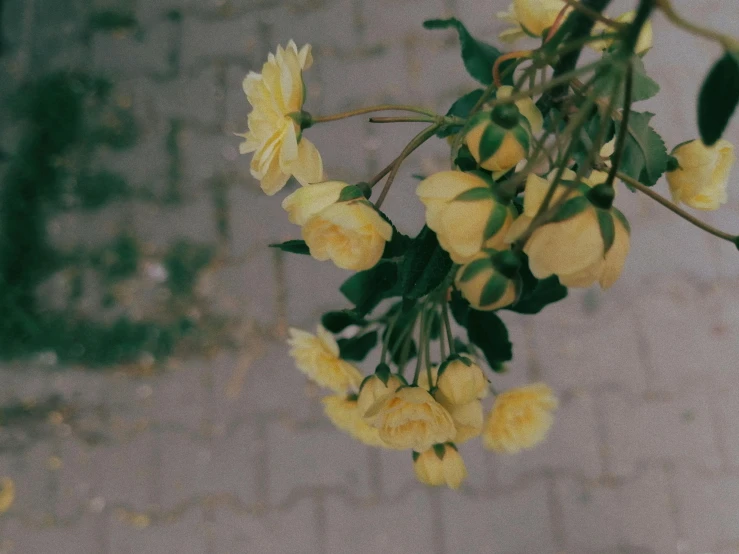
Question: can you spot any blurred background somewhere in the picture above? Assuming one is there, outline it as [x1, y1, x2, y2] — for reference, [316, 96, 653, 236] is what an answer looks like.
[0, 0, 738, 552]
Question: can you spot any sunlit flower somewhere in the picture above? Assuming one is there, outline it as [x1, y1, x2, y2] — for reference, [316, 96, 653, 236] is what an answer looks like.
[483, 383, 558, 453]
[666, 139, 735, 211]
[365, 386, 456, 451]
[322, 395, 388, 447]
[287, 326, 363, 393]
[239, 41, 323, 195]
[413, 443, 468, 489]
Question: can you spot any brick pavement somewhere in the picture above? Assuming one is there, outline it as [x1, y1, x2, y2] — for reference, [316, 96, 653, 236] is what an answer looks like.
[1, 0, 739, 552]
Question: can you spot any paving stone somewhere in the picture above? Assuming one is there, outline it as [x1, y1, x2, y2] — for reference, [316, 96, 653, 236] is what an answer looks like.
[557, 468, 679, 554]
[211, 498, 320, 554]
[440, 478, 557, 554]
[326, 489, 435, 554]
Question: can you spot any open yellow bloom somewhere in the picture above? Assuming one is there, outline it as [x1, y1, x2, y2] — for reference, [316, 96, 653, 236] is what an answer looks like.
[239, 41, 323, 195]
[435, 356, 488, 405]
[497, 0, 566, 40]
[322, 395, 388, 448]
[417, 171, 515, 264]
[287, 326, 363, 393]
[357, 372, 406, 416]
[0, 477, 14, 514]
[590, 11, 654, 55]
[413, 444, 468, 489]
[436, 397, 484, 444]
[483, 383, 558, 453]
[281, 181, 347, 225]
[365, 386, 456, 452]
[301, 199, 393, 271]
[667, 139, 736, 211]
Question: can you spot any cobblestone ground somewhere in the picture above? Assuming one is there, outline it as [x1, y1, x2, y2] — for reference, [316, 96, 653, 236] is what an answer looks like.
[1, 0, 739, 552]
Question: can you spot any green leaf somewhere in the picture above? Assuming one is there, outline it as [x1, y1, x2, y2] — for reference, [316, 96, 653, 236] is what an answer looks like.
[597, 209, 615, 254]
[550, 196, 590, 223]
[593, 56, 659, 104]
[479, 123, 506, 162]
[422, 18, 504, 85]
[458, 258, 491, 283]
[467, 310, 513, 368]
[479, 275, 507, 307]
[438, 89, 485, 138]
[454, 187, 492, 202]
[337, 331, 378, 361]
[506, 255, 567, 315]
[698, 51, 739, 146]
[340, 261, 399, 316]
[484, 203, 509, 240]
[450, 289, 470, 327]
[269, 239, 310, 255]
[620, 111, 668, 187]
[399, 226, 453, 300]
[338, 185, 364, 202]
[321, 310, 368, 333]
[383, 227, 412, 259]
[384, 305, 418, 365]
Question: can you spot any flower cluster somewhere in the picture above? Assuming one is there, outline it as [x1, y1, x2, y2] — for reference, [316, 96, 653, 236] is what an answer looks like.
[239, 0, 738, 489]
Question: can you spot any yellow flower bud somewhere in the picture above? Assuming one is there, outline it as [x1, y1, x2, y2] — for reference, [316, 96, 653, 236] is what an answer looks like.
[0, 477, 14, 514]
[590, 11, 654, 55]
[302, 199, 392, 271]
[513, 0, 567, 37]
[281, 181, 347, 225]
[435, 356, 488, 405]
[464, 109, 530, 173]
[666, 139, 736, 211]
[483, 383, 558, 453]
[322, 395, 389, 448]
[417, 365, 439, 391]
[365, 386, 456, 452]
[412, 443, 468, 489]
[436, 397, 484, 444]
[239, 41, 323, 195]
[496, 86, 544, 135]
[356, 371, 406, 417]
[417, 171, 516, 264]
[455, 250, 522, 311]
[287, 326, 363, 393]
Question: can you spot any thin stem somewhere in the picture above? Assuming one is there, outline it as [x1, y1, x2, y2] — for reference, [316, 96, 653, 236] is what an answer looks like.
[381, 309, 401, 365]
[617, 172, 737, 243]
[441, 300, 455, 355]
[563, 0, 627, 29]
[493, 50, 533, 87]
[655, 0, 739, 51]
[604, 61, 632, 188]
[412, 309, 427, 386]
[368, 116, 438, 124]
[375, 123, 440, 209]
[424, 308, 434, 388]
[311, 104, 438, 124]
[438, 308, 447, 363]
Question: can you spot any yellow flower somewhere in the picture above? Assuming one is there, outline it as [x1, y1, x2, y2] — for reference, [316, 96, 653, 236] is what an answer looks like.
[666, 139, 736, 211]
[365, 386, 456, 451]
[356, 370, 406, 416]
[413, 444, 468, 489]
[514, 0, 567, 37]
[464, 107, 530, 173]
[417, 171, 515, 264]
[483, 383, 558, 453]
[287, 326, 363, 393]
[496, 86, 543, 135]
[239, 41, 323, 195]
[510, 173, 631, 289]
[435, 356, 488, 405]
[322, 395, 388, 448]
[301, 199, 393, 271]
[417, 365, 439, 391]
[590, 11, 654, 55]
[281, 180, 347, 225]
[455, 250, 522, 311]
[436, 397, 484, 444]
[0, 477, 14, 514]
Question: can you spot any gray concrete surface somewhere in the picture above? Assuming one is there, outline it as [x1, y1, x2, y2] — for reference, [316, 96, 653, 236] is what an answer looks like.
[1, 0, 739, 552]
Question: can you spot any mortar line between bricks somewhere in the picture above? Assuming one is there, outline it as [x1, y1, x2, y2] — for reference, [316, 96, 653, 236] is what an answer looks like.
[544, 472, 568, 550]
[314, 491, 329, 554]
[631, 304, 659, 392]
[429, 488, 447, 554]
[661, 462, 686, 548]
[591, 388, 614, 477]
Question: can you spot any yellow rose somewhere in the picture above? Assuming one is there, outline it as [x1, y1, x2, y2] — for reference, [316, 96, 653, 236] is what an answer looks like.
[322, 395, 388, 448]
[435, 356, 488, 405]
[513, 0, 567, 37]
[417, 171, 515, 264]
[455, 250, 522, 311]
[365, 386, 456, 452]
[239, 41, 323, 195]
[356, 370, 406, 416]
[0, 477, 14, 514]
[666, 139, 736, 211]
[412, 443, 468, 489]
[301, 199, 393, 271]
[436, 397, 484, 444]
[464, 108, 530, 173]
[511, 174, 631, 289]
[417, 365, 439, 391]
[590, 11, 654, 55]
[287, 326, 363, 393]
[483, 383, 558, 453]
[281, 181, 347, 225]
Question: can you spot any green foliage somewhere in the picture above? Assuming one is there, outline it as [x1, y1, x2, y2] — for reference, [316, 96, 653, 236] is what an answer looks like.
[321, 310, 368, 333]
[437, 89, 485, 138]
[164, 240, 215, 297]
[466, 309, 512, 370]
[698, 51, 739, 146]
[340, 261, 399, 316]
[399, 226, 453, 300]
[338, 331, 378, 361]
[87, 10, 138, 33]
[91, 234, 140, 284]
[270, 239, 310, 255]
[620, 111, 668, 187]
[75, 171, 131, 209]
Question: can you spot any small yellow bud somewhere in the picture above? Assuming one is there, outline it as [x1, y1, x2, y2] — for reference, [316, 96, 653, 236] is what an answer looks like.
[513, 0, 567, 37]
[666, 139, 735, 211]
[483, 383, 558, 453]
[417, 365, 439, 391]
[464, 110, 530, 173]
[435, 356, 488, 405]
[287, 326, 363, 393]
[322, 395, 389, 448]
[455, 250, 521, 311]
[413, 443, 468, 489]
[356, 372, 406, 417]
[365, 386, 456, 452]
